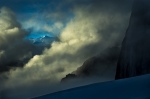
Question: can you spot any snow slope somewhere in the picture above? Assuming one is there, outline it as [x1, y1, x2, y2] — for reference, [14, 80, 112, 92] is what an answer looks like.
[33, 74, 150, 99]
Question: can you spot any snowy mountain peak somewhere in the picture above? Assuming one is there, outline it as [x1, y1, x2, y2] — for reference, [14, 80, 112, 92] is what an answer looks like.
[28, 35, 58, 46]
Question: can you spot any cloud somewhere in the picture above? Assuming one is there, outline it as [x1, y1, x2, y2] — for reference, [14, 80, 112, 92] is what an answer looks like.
[0, 0, 133, 98]
[0, 7, 47, 73]
[15, 0, 73, 37]
[22, 17, 65, 36]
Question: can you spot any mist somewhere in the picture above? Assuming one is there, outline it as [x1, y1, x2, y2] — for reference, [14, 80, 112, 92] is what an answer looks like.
[0, 0, 133, 98]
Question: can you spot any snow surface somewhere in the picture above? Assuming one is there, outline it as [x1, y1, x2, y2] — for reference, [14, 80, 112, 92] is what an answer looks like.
[33, 74, 150, 99]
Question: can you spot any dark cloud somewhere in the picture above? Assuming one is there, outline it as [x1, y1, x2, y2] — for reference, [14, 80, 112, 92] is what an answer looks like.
[0, 7, 49, 73]
[0, 7, 31, 72]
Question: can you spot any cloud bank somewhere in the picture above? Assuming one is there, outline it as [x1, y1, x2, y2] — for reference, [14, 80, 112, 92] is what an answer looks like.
[0, 7, 35, 73]
[0, 0, 133, 98]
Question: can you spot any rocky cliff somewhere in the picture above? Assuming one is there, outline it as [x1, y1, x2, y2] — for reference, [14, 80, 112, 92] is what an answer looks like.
[115, 0, 150, 79]
[61, 46, 120, 82]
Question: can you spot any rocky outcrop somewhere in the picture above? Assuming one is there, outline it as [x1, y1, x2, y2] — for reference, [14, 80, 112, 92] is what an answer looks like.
[61, 74, 77, 82]
[115, 0, 150, 79]
[62, 46, 120, 82]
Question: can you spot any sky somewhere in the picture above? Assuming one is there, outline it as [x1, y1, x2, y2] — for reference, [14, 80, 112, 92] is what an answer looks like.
[0, 0, 134, 99]
[0, 0, 74, 39]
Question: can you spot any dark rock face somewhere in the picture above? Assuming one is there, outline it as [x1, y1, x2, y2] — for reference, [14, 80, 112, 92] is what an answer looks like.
[61, 74, 77, 82]
[62, 46, 120, 82]
[115, 0, 150, 79]
[75, 47, 119, 78]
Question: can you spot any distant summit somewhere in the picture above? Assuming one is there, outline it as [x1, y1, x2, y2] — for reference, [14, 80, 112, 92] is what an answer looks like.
[29, 35, 58, 46]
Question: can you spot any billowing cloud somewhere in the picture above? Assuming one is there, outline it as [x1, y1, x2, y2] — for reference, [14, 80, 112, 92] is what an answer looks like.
[0, 7, 33, 72]
[0, 0, 135, 99]
[0, 7, 49, 74]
